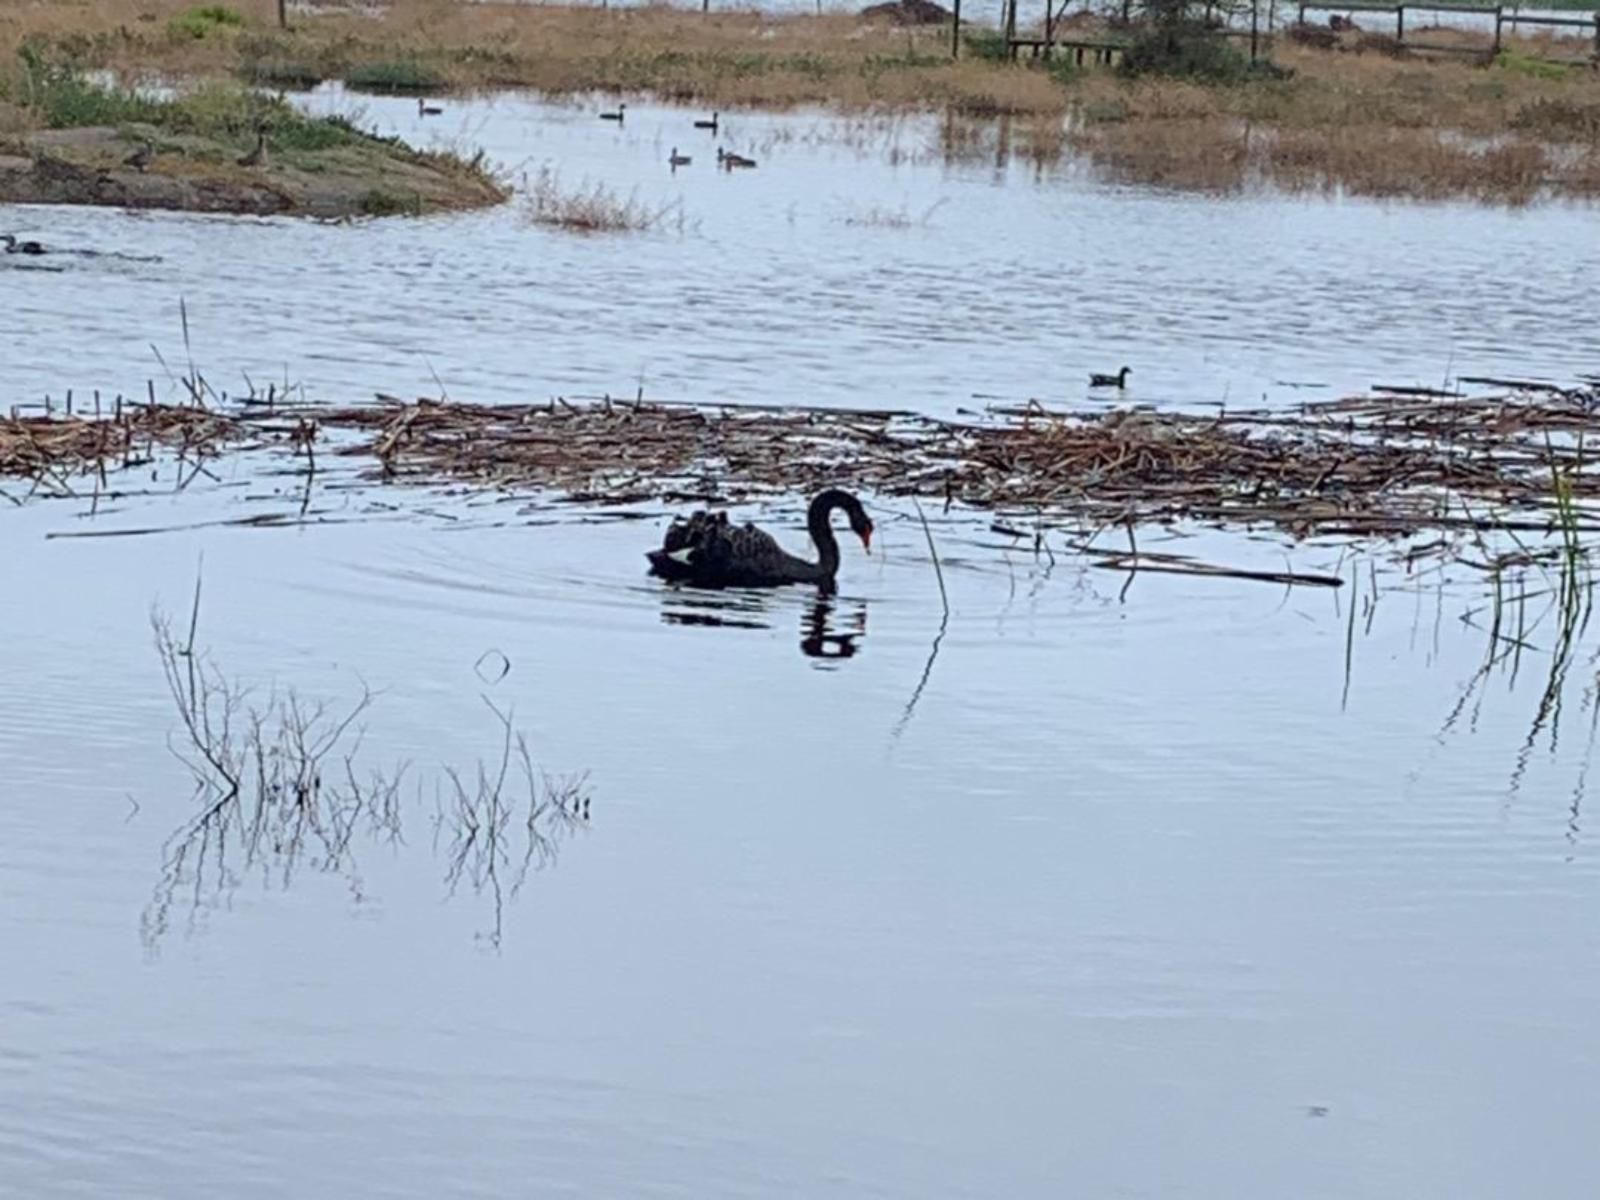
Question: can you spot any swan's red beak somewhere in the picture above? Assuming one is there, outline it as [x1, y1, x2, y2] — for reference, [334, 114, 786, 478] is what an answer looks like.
[860, 528, 872, 554]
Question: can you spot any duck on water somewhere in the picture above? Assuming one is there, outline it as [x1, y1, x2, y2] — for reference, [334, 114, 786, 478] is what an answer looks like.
[648, 489, 873, 590]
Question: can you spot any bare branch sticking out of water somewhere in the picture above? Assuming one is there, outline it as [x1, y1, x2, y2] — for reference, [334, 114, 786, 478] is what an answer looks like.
[892, 500, 950, 743]
[143, 591, 591, 950]
[439, 697, 590, 948]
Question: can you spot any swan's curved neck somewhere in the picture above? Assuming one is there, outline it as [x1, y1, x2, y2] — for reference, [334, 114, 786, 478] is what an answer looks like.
[806, 491, 851, 578]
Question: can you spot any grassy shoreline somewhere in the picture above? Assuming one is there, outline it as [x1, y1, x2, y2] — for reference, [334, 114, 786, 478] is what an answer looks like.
[3, 1, 1598, 203]
[0, 44, 507, 215]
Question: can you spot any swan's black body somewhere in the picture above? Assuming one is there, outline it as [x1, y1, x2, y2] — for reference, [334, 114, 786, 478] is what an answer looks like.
[694, 112, 719, 132]
[648, 490, 873, 590]
[1089, 366, 1131, 389]
[2, 234, 45, 255]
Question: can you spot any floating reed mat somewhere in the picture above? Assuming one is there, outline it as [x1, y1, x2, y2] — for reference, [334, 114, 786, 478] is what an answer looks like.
[0, 403, 247, 493]
[7, 384, 1600, 544]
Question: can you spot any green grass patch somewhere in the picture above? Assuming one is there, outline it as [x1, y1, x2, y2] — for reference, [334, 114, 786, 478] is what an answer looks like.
[344, 59, 448, 94]
[169, 5, 247, 41]
[360, 188, 424, 217]
[1495, 49, 1575, 81]
[8, 60, 368, 155]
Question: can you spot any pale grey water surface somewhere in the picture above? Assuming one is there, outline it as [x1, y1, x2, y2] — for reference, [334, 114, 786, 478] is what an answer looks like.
[5, 85, 1600, 1200]
[4, 89, 1597, 415]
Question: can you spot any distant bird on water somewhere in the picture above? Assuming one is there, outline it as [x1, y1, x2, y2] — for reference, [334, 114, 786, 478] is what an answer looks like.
[418, 98, 443, 117]
[668, 147, 691, 168]
[693, 111, 719, 132]
[237, 128, 268, 168]
[717, 148, 757, 169]
[123, 141, 153, 173]
[599, 104, 626, 122]
[1089, 366, 1131, 389]
[2, 234, 45, 255]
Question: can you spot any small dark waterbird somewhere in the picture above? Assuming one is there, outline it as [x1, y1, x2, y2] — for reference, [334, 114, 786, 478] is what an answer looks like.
[693, 111, 719, 132]
[123, 141, 153, 173]
[599, 104, 626, 122]
[1089, 366, 1131, 389]
[668, 147, 692, 168]
[237, 128, 268, 168]
[648, 489, 873, 590]
[418, 98, 443, 117]
[2, 234, 45, 255]
[717, 148, 757, 169]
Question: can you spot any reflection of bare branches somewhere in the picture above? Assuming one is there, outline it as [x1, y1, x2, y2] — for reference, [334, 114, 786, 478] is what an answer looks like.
[143, 588, 590, 950]
[438, 698, 589, 947]
[144, 606, 397, 947]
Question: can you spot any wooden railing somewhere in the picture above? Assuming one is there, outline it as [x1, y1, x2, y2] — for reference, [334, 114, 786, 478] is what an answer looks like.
[1295, 2, 1600, 62]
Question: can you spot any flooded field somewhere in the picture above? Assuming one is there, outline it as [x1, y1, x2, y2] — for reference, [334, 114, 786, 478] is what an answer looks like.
[6, 84, 1600, 1198]
[7, 90, 1599, 415]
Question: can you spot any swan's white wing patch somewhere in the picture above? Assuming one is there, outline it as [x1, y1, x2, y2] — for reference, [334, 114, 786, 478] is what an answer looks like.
[666, 547, 696, 565]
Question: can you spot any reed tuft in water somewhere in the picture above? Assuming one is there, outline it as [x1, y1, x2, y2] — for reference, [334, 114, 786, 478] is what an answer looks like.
[523, 166, 680, 234]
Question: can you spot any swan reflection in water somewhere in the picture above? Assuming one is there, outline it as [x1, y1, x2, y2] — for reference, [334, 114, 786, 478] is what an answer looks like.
[801, 596, 866, 663]
[660, 590, 868, 663]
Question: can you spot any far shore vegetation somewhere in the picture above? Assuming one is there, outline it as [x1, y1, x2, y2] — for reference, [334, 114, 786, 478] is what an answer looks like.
[1, 0, 1598, 202]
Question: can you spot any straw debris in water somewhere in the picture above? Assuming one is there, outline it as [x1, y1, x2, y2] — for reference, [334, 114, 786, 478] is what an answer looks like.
[8, 381, 1600, 552]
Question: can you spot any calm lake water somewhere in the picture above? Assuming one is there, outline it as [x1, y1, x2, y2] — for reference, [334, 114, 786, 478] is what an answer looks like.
[5, 89, 1597, 416]
[5, 87, 1600, 1198]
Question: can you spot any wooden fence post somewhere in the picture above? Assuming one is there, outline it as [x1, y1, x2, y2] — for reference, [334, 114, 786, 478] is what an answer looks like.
[1492, 5, 1502, 54]
[1045, 0, 1055, 55]
[1250, 0, 1260, 60]
[1396, 4, 1405, 45]
[277, 0, 286, 28]
[951, 0, 961, 57]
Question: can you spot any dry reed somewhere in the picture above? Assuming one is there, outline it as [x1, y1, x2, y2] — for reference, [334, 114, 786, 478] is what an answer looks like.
[522, 165, 680, 234]
[10, 378, 1600, 556]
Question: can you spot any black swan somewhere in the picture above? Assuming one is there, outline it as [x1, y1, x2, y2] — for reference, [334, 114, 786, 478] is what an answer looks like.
[1089, 366, 1131, 389]
[599, 104, 626, 122]
[694, 112, 719, 132]
[123, 141, 153, 173]
[668, 147, 691, 168]
[648, 489, 873, 589]
[418, 98, 444, 116]
[2, 234, 45, 255]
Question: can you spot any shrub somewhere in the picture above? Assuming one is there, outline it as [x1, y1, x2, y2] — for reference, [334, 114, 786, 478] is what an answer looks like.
[1121, 21, 1254, 81]
[964, 30, 1010, 63]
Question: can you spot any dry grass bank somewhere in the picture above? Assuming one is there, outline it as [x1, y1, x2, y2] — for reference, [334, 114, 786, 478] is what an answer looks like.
[4, 2, 1600, 201]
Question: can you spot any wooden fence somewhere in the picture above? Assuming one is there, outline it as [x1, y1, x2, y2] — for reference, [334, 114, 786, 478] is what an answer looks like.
[1294, 2, 1600, 62]
[993, 0, 1599, 66]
